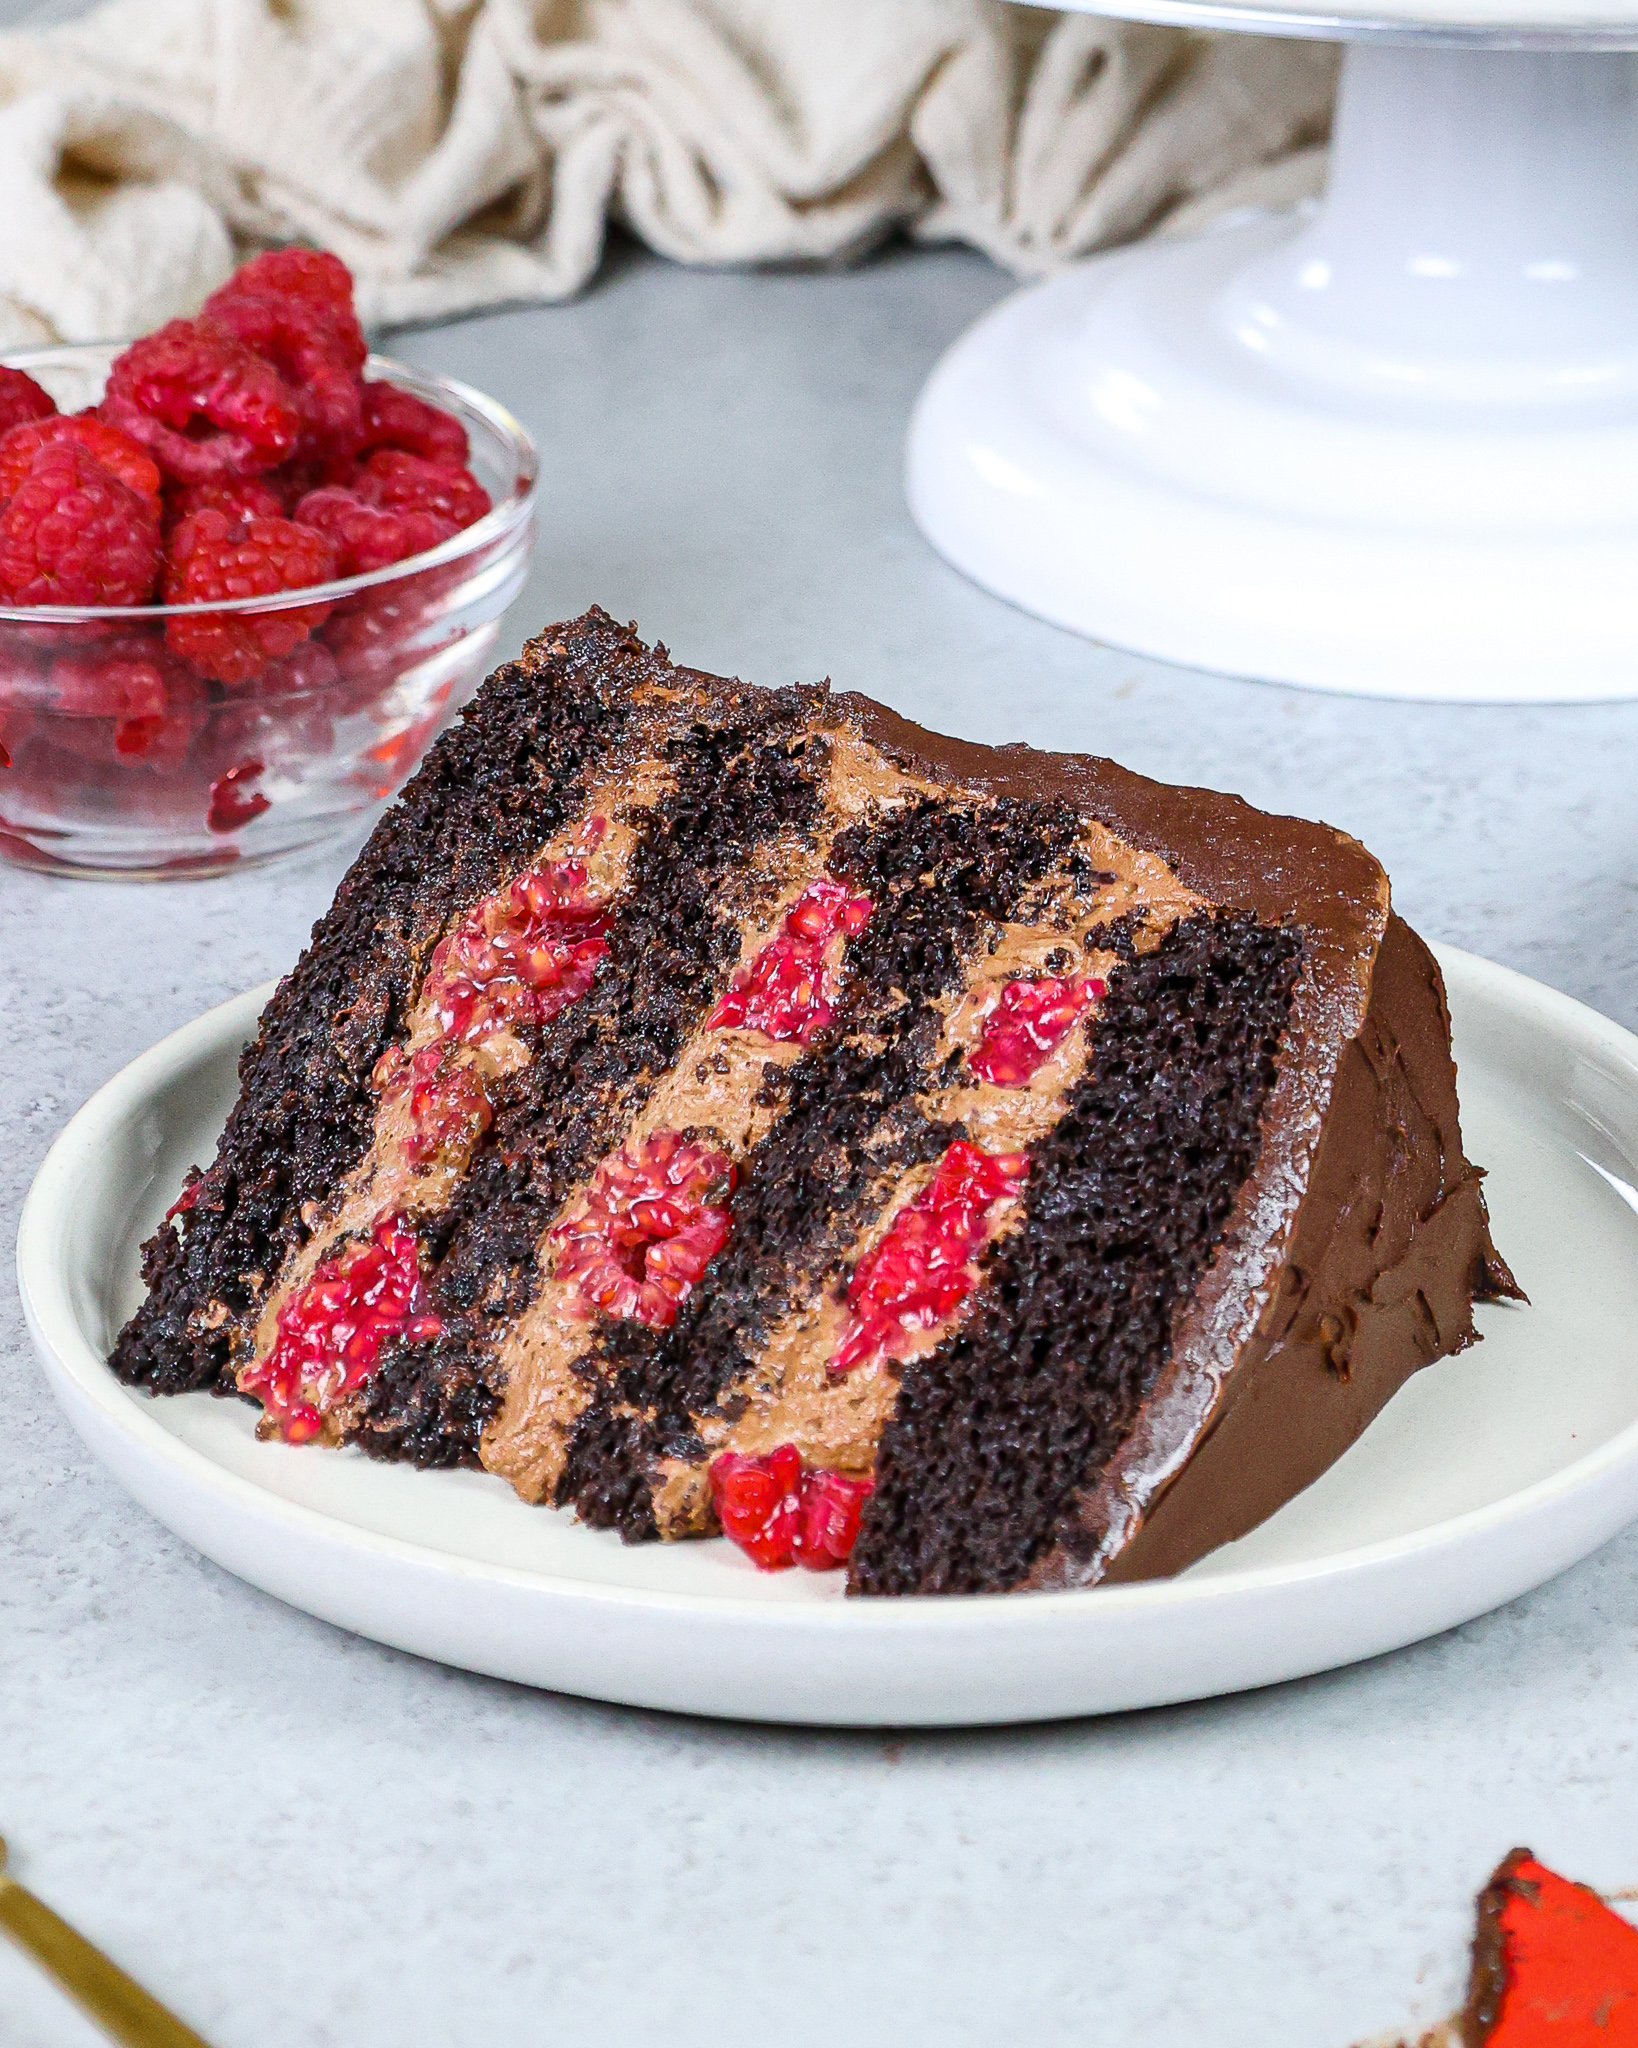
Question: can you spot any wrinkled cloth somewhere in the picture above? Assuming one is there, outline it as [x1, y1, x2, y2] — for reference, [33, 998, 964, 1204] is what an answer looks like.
[0, 0, 1336, 341]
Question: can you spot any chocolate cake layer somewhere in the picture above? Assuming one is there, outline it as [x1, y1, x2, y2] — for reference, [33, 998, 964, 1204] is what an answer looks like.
[849, 909, 1303, 1596]
[1090, 913, 1516, 1585]
[352, 683, 830, 1468]
[110, 607, 1516, 1596]
[110, 635, 646, 1399]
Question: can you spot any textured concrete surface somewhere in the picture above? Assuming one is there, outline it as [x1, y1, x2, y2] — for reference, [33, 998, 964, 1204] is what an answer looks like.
[4, 243, 1638, 2048]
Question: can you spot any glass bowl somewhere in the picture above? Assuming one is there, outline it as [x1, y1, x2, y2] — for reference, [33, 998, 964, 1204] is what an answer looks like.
[0, 347, 536, 879]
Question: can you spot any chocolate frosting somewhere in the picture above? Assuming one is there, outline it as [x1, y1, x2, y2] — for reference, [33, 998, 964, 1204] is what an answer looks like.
[833, 690, 1515, 1585]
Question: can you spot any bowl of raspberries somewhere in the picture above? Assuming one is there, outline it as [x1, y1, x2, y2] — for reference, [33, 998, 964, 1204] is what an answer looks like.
[0, 249, 536, 878]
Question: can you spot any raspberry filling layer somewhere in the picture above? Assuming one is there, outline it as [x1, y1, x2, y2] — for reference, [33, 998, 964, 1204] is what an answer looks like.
[553, 1131, 735, 1329]
[706, 876, 873, 1044]
[968, 973, 1107, 1088]
[243, 1213, 441, 1443]
[374, 838, 613, 1158]
[709, 1445, 873, 1572]
[831, 1140, 1030, 1375]
[422, 838, 612, 1050]
[373, 1044, 494, 1167]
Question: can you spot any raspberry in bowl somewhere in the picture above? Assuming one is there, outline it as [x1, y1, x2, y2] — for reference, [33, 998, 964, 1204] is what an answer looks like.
[0, 255, 535, 877]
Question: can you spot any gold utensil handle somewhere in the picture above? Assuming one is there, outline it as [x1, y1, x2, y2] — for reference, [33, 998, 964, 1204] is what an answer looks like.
[0, 1875, 213, 2048]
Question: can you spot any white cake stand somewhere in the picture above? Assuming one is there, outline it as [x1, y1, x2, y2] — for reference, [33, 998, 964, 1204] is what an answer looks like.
[906, 3, 1638, 699]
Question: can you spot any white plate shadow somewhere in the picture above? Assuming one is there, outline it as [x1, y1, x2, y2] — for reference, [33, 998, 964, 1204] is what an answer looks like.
[17, 948, 1638, 1726]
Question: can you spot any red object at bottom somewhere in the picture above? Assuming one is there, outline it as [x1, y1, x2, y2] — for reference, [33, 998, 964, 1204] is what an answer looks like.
[709, 1445, 872, 1572]
[1466, 1849, 1638, 2046]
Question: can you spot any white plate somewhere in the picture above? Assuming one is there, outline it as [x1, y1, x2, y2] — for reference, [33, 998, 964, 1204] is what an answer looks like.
[17, 949, 1638, 1726]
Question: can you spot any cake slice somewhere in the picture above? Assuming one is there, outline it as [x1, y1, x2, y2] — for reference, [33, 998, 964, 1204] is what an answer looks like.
[110, 608, 1517, 1594]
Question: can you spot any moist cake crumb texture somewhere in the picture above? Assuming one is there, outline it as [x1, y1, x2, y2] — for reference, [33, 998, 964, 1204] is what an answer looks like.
[110, 607, 1515, 1595]
[848, 910, 1302, 1596]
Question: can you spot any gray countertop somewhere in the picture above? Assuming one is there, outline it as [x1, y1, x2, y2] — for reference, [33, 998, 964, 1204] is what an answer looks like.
[4, 242, 1637, 2048]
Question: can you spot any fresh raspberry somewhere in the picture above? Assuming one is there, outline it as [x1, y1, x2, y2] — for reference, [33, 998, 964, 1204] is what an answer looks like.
[0, 612, 129, 659]
[552, 1132, 734, 1328]
[163, 475, 288, 531]
[300, 364, 364, 464]
[205, 252, 366, 465]
[210, 308, 361, 466]
[832, 1141, 1029, 1375]
[209, 249, 361, 339]
[44, 630, 207, 762]
[708, 1447, 872, 1572]
[161, 508, 336, 683]
[795, 1466, 875, 1569]
[317, 592, 405, 701]
[351, 449, 490, 529]
[710, 1445, 800, 1570]
[112, 714, 163, 760]
[80, 655, 210, 774]
[206, 758, 270, 832]
[240, 1212, 441, 1442]
[0, 367, 56, 435]
[0, 414, 161, 511]
[0, 443, 160, 606]
[202, 284, 365, 387]
[968, 973, 1107, 1088]
[102, 319, 300, 483]
[293, 483, 456, 576]
[47, 652, 166, 720]
[357, 382, 467, 466]
[708, 877, 873, 1044]
[18, 630, 204, 770]
[257, 636, 340, 697]
[136, 664, 213, 765]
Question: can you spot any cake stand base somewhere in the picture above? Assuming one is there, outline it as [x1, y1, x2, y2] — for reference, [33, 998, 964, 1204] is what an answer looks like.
[907, 44, 1638, 700]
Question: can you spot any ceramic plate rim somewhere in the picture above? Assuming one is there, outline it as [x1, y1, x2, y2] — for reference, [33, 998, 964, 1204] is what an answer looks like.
[16, 946, 1638, 1643]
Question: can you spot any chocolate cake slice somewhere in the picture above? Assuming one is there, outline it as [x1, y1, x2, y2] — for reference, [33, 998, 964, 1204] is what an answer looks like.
[110, 608, 1518, 1594]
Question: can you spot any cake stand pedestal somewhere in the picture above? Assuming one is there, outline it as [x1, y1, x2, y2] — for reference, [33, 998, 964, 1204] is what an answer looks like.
[906, 30, 1638, 699]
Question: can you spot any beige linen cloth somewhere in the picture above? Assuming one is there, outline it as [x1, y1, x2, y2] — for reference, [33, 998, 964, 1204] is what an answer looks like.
[0, 0, 1335, 342]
